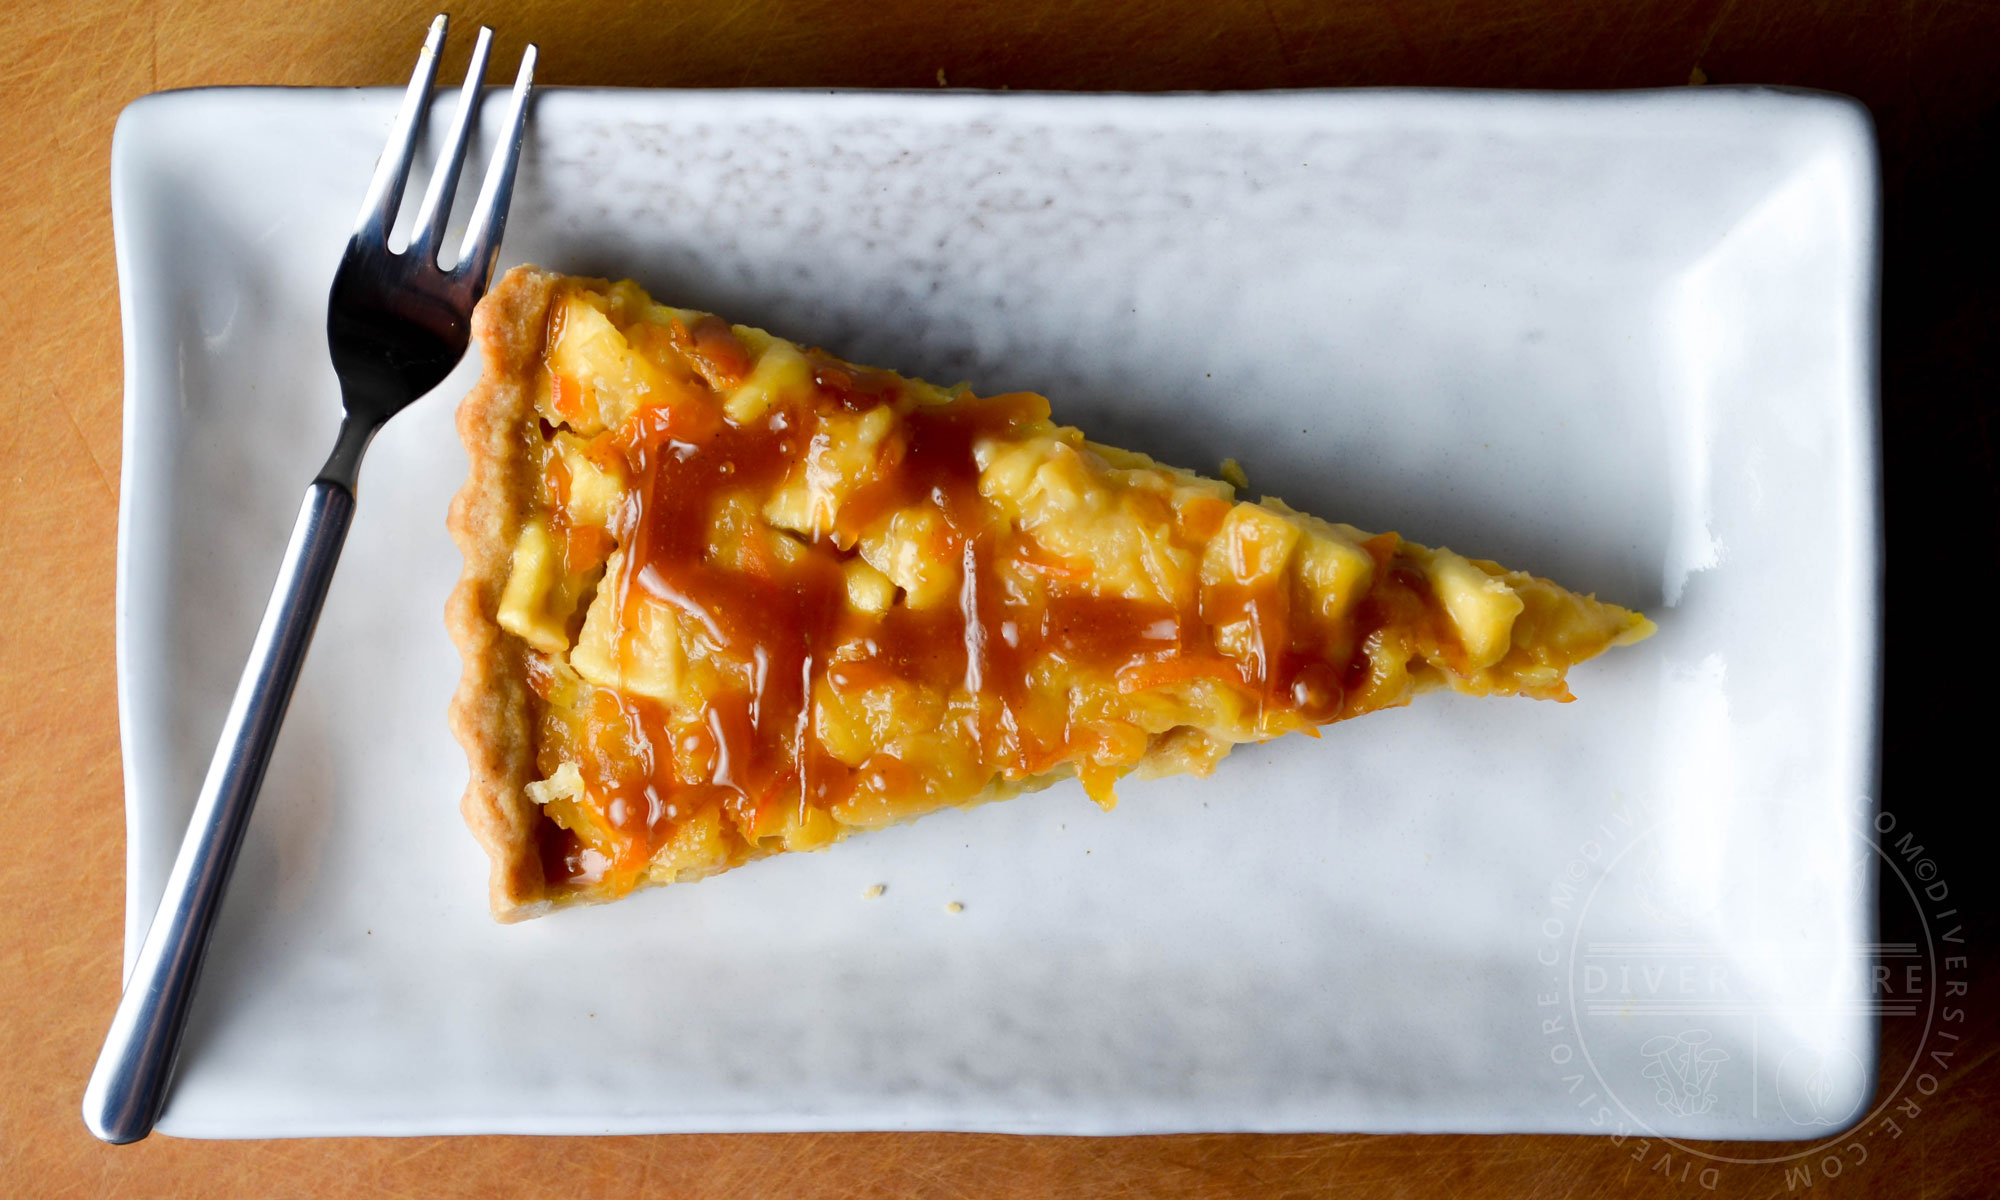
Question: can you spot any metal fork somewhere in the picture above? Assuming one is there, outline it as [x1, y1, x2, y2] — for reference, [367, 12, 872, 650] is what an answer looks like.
[81, 16, 536, 1144]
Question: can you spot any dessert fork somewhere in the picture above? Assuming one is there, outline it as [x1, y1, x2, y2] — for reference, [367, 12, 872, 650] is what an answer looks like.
[82, 15, 535, 1144]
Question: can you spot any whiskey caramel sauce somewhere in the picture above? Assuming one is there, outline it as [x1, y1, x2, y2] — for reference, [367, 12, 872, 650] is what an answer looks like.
[529, 315, 1448, 888]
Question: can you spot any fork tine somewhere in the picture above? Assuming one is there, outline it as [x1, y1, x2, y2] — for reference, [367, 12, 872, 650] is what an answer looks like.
[350, 14, 447, 241]
[408, 26, 494, 262]
[454, 43, 538, 290]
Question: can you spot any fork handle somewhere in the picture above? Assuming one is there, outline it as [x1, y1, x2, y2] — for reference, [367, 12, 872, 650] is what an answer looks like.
[82, 478, 356, 1143]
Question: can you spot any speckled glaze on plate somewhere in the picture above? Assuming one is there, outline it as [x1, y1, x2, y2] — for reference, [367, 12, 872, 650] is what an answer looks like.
[111, 87, 1879, 1137]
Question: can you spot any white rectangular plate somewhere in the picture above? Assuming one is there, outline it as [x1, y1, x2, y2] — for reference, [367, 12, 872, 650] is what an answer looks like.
[113, 87, 1879, 1137]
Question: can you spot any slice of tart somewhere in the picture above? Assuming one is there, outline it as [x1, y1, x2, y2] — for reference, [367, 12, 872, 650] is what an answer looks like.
[448, 266, 1653, 921]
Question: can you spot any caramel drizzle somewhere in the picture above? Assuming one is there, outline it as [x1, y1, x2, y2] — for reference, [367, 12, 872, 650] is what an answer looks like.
[532, 320, 1448, 887]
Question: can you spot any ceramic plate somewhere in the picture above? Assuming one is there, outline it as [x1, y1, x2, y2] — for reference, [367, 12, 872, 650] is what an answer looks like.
[111, 87, 1879, 1137]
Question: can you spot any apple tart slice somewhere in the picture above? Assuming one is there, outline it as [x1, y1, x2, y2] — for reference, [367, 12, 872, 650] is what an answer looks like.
[447, 266, 1652, 920]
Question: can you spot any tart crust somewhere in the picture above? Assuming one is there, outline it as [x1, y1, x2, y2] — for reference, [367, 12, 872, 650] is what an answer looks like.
[446, 266, 561, 921]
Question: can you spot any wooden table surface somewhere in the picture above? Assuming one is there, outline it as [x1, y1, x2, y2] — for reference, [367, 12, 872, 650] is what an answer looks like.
[4, 1, 1994, 1195]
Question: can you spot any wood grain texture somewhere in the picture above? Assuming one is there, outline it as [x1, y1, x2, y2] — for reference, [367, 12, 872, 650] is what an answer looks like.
[2, 0, 1993, 1195]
